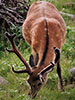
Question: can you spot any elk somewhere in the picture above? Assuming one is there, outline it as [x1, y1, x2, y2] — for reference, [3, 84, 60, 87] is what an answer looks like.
[5, 1, 66, 98]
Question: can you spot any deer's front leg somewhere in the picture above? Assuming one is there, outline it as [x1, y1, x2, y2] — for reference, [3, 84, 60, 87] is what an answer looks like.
[29, 54, 35, 67]
[29, 49, 39, 67]
[57, 60, 64, 91]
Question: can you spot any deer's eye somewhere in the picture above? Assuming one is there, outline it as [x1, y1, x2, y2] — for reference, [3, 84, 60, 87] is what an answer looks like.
[38, 83, 42, 86]
[33, 85, 36, 88]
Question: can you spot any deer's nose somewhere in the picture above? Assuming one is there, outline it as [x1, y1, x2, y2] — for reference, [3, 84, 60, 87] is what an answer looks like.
[32, 94, 37, 99]
[28, 91, 31, 97]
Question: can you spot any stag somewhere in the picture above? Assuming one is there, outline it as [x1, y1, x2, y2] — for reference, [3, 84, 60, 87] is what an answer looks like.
[6, 1, 66, 98]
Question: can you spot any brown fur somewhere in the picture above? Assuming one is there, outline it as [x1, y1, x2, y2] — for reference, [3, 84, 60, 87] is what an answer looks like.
[22, 1, 66, 73]
[22, 1, 66, 98]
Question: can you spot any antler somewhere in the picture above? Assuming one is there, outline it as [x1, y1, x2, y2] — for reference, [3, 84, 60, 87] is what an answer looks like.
[5, 32, 32, 75]
[38, 47, 60, 75]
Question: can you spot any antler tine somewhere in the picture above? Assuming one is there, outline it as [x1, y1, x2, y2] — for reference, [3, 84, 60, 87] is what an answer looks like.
[12, 67, 31, 75]
[5, 32, 32, 75]
[5, 32, 16, 51]
[5, 32, 16, 39]
[6, 48, 14, 52]
[5, 32, 16, 44]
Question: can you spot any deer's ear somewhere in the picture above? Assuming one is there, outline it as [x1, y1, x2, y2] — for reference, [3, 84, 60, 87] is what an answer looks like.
[39, 74, 44, 82]
[36, 74, 44, 82]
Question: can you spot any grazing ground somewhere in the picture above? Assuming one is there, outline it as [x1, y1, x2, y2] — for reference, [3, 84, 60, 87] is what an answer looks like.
[0, 0, 75, 100]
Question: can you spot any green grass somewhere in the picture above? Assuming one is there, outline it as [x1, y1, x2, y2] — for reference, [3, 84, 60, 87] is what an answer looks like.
[0, 0, 75, 100]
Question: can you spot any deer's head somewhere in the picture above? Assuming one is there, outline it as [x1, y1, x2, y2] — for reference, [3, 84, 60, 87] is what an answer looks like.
[5, 32, 60, 98]
[27, 69, 48, 98]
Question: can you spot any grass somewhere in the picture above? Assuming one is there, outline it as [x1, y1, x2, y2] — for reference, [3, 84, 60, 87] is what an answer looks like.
[0, 0, 75, 100]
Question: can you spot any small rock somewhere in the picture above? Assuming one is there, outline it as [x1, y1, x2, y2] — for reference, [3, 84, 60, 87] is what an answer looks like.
[0, 76, 9, 85]
[69, 67, 75, 78]
[69, 68, 75, 84]
[69, 84, 75, 89]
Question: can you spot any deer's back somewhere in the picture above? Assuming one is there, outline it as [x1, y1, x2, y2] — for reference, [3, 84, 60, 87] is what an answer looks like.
[22, 1, 66, 46]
